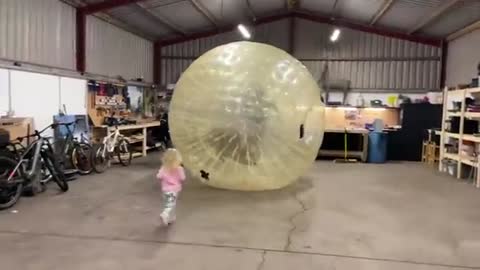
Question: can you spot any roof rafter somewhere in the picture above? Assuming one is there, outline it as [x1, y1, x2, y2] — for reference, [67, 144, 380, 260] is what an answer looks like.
[370, 0, 394, 25]
[245, 0, 257, 21]
[136, 2, 187, 36]
[408, 0, 460, 34]
[295, 10, 441, 47]
[159, 11, 441, 47]
[80, 0, 146, 14]
[189, 0, 219, 27]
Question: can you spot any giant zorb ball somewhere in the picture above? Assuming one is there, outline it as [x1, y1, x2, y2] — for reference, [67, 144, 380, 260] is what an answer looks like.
[169, 41, 325, 191]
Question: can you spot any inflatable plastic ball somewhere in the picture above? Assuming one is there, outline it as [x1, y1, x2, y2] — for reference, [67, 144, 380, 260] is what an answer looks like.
[169, 41, 325, 191]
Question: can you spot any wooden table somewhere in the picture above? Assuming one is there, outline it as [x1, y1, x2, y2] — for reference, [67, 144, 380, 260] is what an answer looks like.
[318, 128, 369, 162]
[93, 121, 161, 157]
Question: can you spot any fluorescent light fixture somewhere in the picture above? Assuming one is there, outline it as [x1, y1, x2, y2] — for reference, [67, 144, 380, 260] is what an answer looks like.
[237, 24, 251, 39]
[330, 28, 341, 42]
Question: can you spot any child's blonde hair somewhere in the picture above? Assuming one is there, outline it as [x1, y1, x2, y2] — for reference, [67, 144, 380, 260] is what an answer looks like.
[161, 148, 182, 170]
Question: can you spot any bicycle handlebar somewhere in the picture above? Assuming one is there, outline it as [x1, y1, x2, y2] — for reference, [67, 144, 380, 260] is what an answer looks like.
[16, 123, 57, 142]
[54, 119, 80, 127]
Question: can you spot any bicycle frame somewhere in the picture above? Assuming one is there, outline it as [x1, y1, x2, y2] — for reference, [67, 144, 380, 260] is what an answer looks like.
[100, 128, 122, 157]
[53, 122, 76, 158]
[7, 137, 44, 182]
[5, 124, 57, 183]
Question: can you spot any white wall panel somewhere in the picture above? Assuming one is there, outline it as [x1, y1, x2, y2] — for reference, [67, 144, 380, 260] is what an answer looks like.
[446, 29, 480, 87]
[86, 16, 154, 83]
[329, 92, 426, 106]
[0, 0, 75, 69]
[0, 69, 9, 115]
[10, 70, 59, 136]
[60, 77, 87, 115]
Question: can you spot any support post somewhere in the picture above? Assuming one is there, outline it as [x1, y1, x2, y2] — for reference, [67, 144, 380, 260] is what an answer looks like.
[288, 16, 296, 56]
[154, 42, 162, 86]
[76, 9, 86, 73]
[440, 40, 448, 88]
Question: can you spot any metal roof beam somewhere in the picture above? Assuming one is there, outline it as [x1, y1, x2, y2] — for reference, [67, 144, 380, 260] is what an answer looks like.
[189, 0, 219, 27]
[245, 0, 257, 21]
[408, 0, 461, 34]
[135, 2, 187, 36]
[94, 12, 156, 40]
[447, 19, 480, 41]
[370, 0, 394, 25]
[295, 10, 442, 47]
[80, 0, 146, 14]
[160, 12, 291, 46]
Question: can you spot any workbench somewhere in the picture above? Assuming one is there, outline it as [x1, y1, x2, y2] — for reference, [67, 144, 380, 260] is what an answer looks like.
[92, 121, 161, 157]
[318, 128, 369, 162]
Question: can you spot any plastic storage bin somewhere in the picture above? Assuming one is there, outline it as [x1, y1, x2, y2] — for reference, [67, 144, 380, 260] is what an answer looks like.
[368, 132, 387, 163]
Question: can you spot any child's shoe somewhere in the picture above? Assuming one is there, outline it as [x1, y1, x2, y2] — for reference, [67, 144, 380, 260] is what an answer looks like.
[159, 213, 168, 226]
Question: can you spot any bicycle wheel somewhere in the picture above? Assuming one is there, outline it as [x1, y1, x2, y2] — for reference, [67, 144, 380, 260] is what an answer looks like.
[0, 156, 24, 210]
[40, 161, 52, 184]
[92, 144, 109, 173]
[72, 143, 93, 175]
[42, 151, 69, 192]
[116, 138, 132, 166]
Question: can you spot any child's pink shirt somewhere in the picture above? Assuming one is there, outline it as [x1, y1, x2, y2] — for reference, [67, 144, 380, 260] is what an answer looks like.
[157, 166, 186, 193]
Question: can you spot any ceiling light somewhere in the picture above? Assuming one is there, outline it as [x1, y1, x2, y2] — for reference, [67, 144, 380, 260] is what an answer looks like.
[237, 24, 251, 39]
[330, 28, 341, 42]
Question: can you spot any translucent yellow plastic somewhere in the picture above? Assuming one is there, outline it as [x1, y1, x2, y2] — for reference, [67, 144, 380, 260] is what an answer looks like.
[169, 41, 325, 191]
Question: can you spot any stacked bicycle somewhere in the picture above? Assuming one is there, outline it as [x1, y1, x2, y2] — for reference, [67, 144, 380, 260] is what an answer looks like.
[0, 124, 69, 209]
[53, 120, 93, 176]
[92, 126, 132, 173]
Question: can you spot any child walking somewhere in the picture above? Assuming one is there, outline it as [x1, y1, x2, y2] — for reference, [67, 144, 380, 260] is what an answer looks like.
[157, 148, 186, 226]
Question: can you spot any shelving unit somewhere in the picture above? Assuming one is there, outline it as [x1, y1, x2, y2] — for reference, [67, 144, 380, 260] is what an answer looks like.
[439, 87, 480, 187]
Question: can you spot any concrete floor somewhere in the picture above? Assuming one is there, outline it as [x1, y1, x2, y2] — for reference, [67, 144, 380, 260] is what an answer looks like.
[1, 153, 480, 270]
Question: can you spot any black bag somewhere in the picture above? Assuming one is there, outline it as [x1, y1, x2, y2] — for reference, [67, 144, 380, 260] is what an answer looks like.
[0, 128, 10, 148]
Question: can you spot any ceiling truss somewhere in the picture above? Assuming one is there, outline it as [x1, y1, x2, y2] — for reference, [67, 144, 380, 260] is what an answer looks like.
[189, 0, 219, 27]
[369, 0, 395, 25]
[408, 0, 461, 34]
[135, 1, 187, 35]
[75, 0, 460, 47]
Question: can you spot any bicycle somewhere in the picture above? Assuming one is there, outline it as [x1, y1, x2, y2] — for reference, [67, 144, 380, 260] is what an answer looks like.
[4, 138, 53, 185]
[0, 124, 69, 210]
[92, 126, 132, 173]
[53, 121, 93, 175]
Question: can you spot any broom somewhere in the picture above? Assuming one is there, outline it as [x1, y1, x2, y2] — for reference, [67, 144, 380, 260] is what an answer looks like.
[334, 128, 358, 163]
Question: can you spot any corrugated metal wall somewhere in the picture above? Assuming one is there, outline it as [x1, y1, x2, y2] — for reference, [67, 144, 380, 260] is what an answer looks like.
[295, 19, 441, 91]
[0, 0, 76, 70]
[86, 16, 154, 83]
[160, 19, 290, 85]
[160, 18, 441, 91]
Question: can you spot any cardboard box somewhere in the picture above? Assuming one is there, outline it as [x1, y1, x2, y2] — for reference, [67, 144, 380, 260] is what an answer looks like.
[0, 117, 34, 141]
